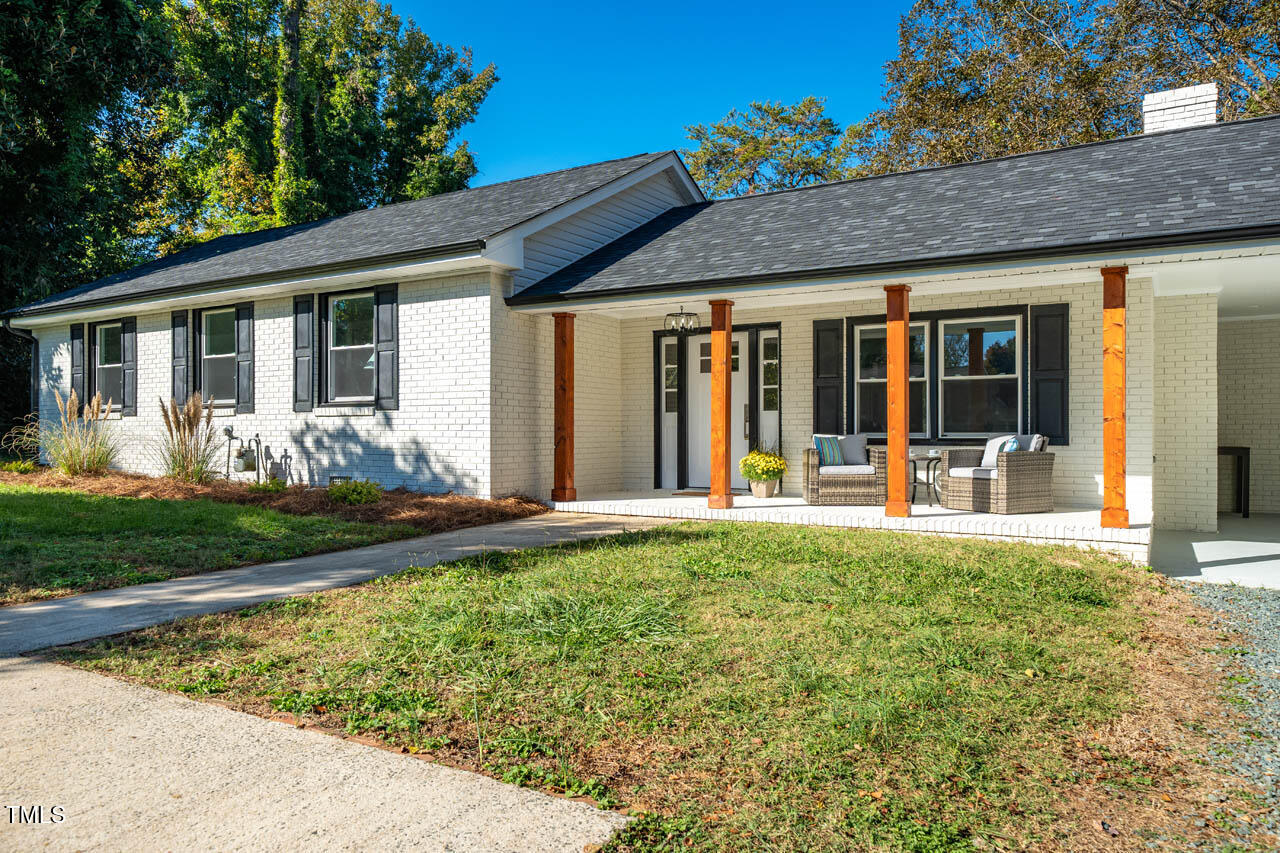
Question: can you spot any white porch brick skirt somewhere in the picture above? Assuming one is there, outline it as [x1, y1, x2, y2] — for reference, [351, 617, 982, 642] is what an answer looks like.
[552, 493, 1152, 563]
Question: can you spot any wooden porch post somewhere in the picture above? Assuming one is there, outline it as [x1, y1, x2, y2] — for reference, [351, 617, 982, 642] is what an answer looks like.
[1101, 267, 1128, 529]
[552, 312, 576, 502]
[885, 285, 912, 517]
[708, 299, 734, 509]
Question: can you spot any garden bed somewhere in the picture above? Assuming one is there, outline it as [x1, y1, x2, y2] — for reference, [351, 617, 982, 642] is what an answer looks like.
[0, 468, 547, 531]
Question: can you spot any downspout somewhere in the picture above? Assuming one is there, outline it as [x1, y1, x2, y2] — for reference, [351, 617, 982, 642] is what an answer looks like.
[2, 317, 38, 416]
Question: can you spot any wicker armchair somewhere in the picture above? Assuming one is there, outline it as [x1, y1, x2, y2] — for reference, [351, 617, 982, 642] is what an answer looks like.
[803, 446, 890, 506]
[937, 448, 1056, 514]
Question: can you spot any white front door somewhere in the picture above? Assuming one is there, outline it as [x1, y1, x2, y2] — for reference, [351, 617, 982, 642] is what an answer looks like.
[686, 332, 750, 490]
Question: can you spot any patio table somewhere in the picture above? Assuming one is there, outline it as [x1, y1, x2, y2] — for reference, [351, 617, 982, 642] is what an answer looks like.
[909, 451, 944, 506]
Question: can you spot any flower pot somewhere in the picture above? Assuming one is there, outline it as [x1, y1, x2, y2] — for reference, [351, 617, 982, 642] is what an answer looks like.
[750, 479, 779, 499]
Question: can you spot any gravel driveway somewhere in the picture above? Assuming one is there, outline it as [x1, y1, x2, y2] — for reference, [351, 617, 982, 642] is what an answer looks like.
[1188, 583, 1280, 846]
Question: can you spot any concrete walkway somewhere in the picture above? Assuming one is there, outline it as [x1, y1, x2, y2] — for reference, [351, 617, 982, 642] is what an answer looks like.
[1153, 513, 1280, 590]
[0, 513, 672, 851]
[0, 512, 672, 655]
[0, 654, 629, 852]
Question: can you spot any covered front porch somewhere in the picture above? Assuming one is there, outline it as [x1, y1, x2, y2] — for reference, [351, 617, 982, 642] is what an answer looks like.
[510, 247, 1278, 566]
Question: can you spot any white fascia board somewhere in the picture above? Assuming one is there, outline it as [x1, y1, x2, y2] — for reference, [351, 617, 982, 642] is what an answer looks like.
[510, 239, 1280, 316]
[480, 152, 703, 273]
[10, 250, 490, 329]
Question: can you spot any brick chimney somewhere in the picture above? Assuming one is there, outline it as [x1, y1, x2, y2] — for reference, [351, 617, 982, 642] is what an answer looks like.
[1142, 83, 1219, 133]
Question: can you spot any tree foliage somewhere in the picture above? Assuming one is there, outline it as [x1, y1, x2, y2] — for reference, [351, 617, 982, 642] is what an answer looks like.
[681, 97, 859, 198]
[683, 1, 1278, 196]
[854, 0, 1280, 174]
[0, 0, 495, 426]
[141, 0, 497, 249]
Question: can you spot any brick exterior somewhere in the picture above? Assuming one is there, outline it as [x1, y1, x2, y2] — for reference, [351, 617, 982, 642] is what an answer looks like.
[30, 268, 1223, 530]
[1153, 294, 1219, 532]
[1218, 317, 1280, 514]
[36, 272, 504, 496]
[1142, 83, 1218, 133]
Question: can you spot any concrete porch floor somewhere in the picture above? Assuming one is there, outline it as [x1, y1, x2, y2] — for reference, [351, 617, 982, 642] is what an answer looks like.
[1152, 514, 1280, 590]
[553, 491, 1151, 561]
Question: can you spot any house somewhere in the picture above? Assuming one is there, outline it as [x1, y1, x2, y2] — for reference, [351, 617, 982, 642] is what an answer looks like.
[5, 84, 1279, 563]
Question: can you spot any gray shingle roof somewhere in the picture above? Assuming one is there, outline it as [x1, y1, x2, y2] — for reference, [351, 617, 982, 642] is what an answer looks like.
[510, 116, 1280, 305]
[10, 152, 669, 317]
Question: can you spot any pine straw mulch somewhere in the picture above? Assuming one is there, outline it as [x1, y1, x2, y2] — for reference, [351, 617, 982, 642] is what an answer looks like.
[0, 469, 548, 534]
[1037, 574, 1278, 851]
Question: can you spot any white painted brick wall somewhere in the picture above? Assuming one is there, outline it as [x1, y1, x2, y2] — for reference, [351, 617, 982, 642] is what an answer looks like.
[617, 279, 1157, 523]
[1153, 294, 1218, 532]
[1142, 83, 1218, 133]
[34, 272, 501, 496]
[1217, 317, 1280, 514]
[486, 285, 624, 498]
[34, 271, 1207, 529]
[488, 273, 553, 498]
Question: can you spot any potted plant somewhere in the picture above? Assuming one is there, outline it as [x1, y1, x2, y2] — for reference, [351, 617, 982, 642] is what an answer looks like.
[739, 448, 787, 499]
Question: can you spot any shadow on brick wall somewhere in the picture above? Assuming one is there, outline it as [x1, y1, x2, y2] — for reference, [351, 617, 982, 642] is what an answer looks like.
[285, 416, 475, 494]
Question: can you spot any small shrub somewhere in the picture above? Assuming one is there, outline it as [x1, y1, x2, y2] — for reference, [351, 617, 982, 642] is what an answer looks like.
[158, 394, 221, 483]
[2, 389, 119, 475]
[739, 448, 787, 482]
[247, 476, 288, 494]
[0, 459, 36, 474]
[327, 478, 382, 505]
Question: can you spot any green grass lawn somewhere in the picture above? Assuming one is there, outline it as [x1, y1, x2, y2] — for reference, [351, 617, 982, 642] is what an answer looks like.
[59, 522, 1166, 850]
[1, 483, 415, 604]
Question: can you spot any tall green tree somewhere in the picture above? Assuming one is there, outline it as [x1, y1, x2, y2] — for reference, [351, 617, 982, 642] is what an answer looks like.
[1130, 0, 1280, 118]
[854, 0, 1280, 175]
[0, 0, 172, 426]
[144, 0, 496, 243]
[1, 0, 496, 427]
[272, 0, 314, 225]
[682, 97, 859, 198]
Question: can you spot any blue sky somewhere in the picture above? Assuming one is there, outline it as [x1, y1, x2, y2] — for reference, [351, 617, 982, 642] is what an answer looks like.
[400, 1, 915, 186]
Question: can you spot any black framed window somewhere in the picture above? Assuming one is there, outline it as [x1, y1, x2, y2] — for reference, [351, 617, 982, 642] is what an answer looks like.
[938, 316, 1021, 437]
[845, 305, 1032, 443]
[200, 308, 237, 405]
[327, 291, 376, 402]
[852, 322, 928, 436]
[761, 334, 780, 412]
[94, 322, 123, 408]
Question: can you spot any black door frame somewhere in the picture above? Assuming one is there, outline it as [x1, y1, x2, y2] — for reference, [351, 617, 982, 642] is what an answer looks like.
[652, 322, 781, 490]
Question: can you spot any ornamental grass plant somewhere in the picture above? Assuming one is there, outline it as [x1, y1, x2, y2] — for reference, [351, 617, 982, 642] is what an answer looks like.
[158, 394, 221, 484]
[2, 389, 119, 475]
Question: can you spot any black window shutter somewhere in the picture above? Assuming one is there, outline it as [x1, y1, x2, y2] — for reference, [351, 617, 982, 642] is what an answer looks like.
[120, 317, 137, 416]
[1029, 303, 1069, 445]
[69, 323, 85, 414]
[293, 295, 314, 412]
[374, 284, 398, 411]
[235, 302, 254, 413]
[812, 319, 843, 434]
[172, 310, 189, 403]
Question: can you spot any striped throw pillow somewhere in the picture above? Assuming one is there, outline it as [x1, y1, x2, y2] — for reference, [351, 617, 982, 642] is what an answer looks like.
[813, 435, 844, 467]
